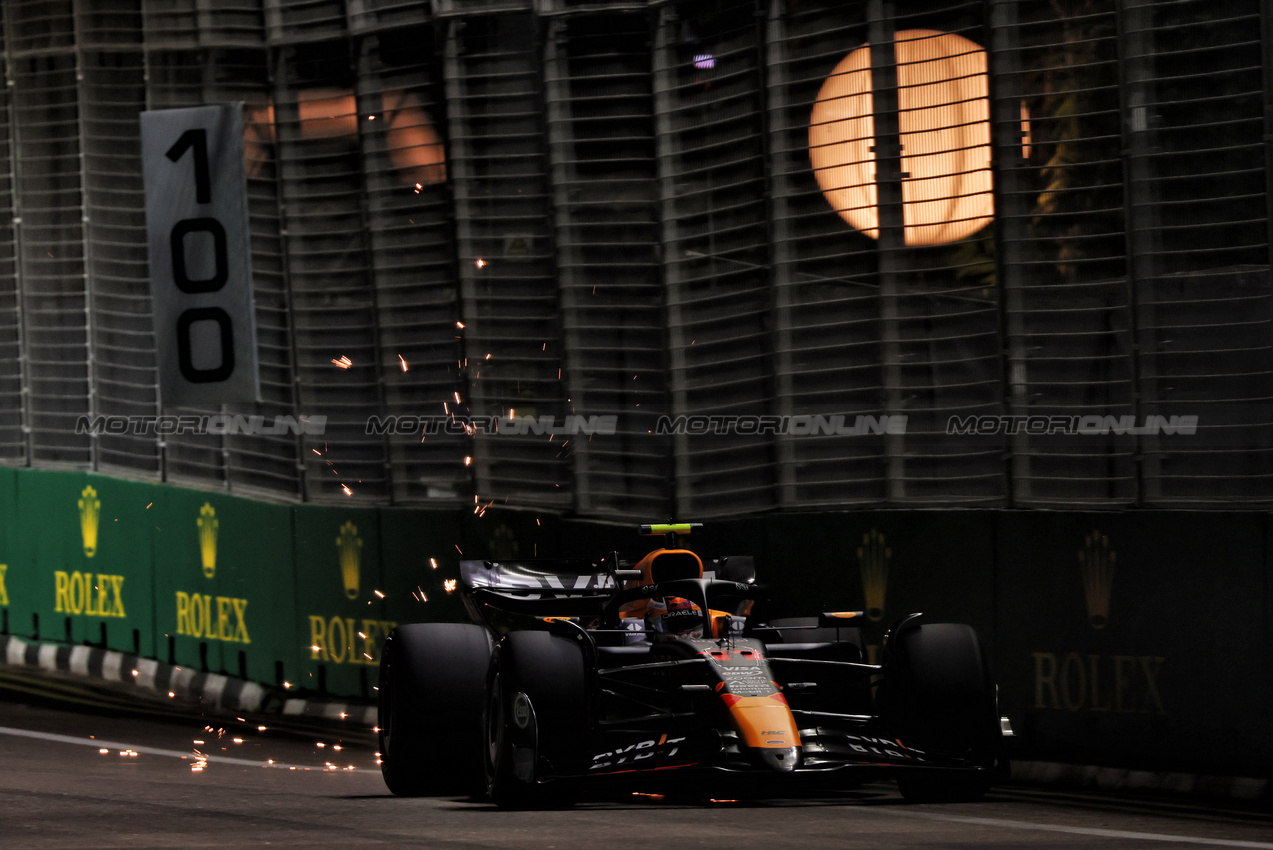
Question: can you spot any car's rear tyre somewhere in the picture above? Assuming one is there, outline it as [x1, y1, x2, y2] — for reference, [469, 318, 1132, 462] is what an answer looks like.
[378, 623, 492, 796]
[484, 630, 586, 808]
[879, 622, 997, 803]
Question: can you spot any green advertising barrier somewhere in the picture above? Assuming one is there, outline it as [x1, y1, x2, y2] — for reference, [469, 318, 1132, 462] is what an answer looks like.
[461, 506, 562, 563]
[760, 512, 997, 660]
[997, 511, 1269, 776]
[380, 507, 466, 627]
[0, 466, 16, 635]
[153, 487, 296, 686]
[293, 504, 384, 697]
[12, 469, 156, 655]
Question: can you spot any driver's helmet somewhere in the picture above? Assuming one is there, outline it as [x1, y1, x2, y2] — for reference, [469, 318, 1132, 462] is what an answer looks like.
[646, 596, 704, 637]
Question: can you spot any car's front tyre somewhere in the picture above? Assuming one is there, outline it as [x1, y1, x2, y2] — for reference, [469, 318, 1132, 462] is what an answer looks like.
[484, 630, 586, 808]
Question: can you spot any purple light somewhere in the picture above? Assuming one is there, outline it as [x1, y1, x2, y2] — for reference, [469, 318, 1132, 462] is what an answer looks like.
[693, 53, 715, 70]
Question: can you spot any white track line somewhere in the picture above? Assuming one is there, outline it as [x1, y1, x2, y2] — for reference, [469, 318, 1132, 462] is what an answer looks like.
[861, 807, 1273, 848]
[0, 725, 366, 772]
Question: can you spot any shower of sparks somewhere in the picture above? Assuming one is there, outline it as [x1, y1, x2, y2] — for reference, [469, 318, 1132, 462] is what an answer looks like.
[331, 355, 353, 369]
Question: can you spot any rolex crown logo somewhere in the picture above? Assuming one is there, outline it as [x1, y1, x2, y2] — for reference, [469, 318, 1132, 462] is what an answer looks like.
[1079, 531, 1116, 630]
[78, 485, 101, 558]
[857, 528, 891, 622]
[337, 521, 362, 600]
[490, 524, 518, 561]
[197, 502, 219, 579]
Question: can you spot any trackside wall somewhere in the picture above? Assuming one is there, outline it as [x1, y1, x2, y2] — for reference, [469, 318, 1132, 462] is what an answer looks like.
[0, 468, 1268, 779]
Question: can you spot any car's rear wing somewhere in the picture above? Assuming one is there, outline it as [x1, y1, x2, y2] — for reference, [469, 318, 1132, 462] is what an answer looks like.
[459, 558, 620, 595]
[459, 554, 756, 596]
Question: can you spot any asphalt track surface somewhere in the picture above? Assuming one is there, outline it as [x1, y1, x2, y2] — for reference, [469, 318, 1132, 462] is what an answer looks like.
[1, 687, 1271, 849]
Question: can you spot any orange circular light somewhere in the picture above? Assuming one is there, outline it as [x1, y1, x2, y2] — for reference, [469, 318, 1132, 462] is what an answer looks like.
[809, 29, 1002, 247]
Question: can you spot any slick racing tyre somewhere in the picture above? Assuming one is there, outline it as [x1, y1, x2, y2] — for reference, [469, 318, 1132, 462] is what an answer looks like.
[378, 623, 492, 796]
[878, 622, 998, 803]
[484, 630, 586, 808]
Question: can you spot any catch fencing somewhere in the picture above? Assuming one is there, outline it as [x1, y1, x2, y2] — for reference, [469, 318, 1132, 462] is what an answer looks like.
[0, 0, 1270, 518]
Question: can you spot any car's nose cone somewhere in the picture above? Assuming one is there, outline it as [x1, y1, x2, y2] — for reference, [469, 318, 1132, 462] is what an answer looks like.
[756, 746, 801, 773]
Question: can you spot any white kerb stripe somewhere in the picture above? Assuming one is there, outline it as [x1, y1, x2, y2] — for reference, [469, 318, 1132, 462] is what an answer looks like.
[37, 643, 58, 671]
[202, 673, 228, 703]
[101, 650, 123, 681]
[133, 657, 159, 689]
[169, 665, 196, 693]
[68, 645, 92, 676]
[238, 682, 265, 713]
[5, 637, 27, 666]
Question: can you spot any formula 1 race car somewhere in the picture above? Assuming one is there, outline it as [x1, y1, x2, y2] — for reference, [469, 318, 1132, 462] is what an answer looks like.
[377, 524, 1011, 805]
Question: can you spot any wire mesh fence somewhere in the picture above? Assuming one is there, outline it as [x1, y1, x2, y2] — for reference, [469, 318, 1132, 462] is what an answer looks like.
[0, 0, 1269, 517]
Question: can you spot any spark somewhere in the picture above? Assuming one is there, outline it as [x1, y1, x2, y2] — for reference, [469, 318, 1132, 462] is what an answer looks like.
[443, 579, 457, 593]
[430, 558, 438, 569]
[98, 748, 109, 754]
[475, 259, 485, 268]
[258, 726, 267, 732]
[312, 448, 321, 455]
[464, 456, 472, 466]
[331, 355, 353, 369]
[374, 589, 385, 598]
[485, 353, 491, 360]
[398, 354, 409, 372]
[316, 742, 326, 748]
[168, 691, 175, 698]
[341, 484, 353, 496]
[454, 391, 461, 404]
[232, 738, 243, 744]
[456, 321, 466, 329]
[455, 544, 462, 554]
[145, 502, 152, 509]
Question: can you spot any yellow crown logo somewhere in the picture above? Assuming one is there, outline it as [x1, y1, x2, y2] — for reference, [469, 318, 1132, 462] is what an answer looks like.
[77, 485, 100, 558]
[857, 528, 891, 621]
[490, 524, 518, 561]
[337, 521, 362, 600]
[1079, 531, 1116, 629]
[197, 502, 218, 579]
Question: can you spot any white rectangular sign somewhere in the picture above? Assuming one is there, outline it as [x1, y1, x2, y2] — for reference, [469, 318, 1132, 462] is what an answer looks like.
[141, 104, 260, 407]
